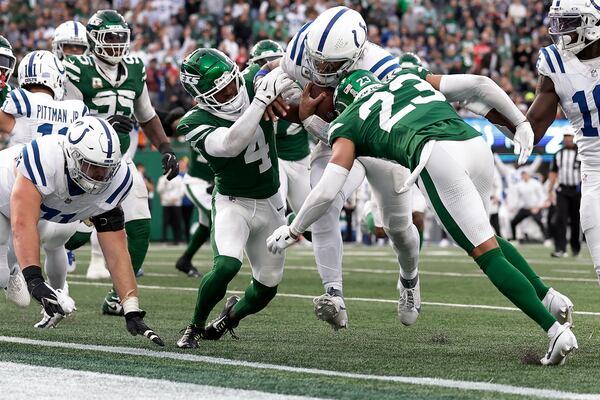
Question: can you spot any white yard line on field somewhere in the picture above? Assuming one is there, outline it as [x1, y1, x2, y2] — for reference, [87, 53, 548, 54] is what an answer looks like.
[0, 337, 596, 400]
[0, 362, 324, 400]
[66, 280, 600, 317]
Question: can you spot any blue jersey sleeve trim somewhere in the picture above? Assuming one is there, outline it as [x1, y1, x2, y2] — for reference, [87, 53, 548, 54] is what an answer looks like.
[18, 89, 31, 117]
[540, 48, 556, 73]
[377, 64, 400, 80]
[318, 8, 349, 52]
[549, 45, 566, 73]
[107, 167, 132, 204]
[370, 55, 395, 74]
[115, 180, 134, 205]
[9, 91, 22, 115]
[21, 146, 37, 185]
[31, 140, 47, 186]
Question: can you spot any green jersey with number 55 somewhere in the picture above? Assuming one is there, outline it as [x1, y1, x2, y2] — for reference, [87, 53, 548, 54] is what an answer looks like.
[329, 68, 479, 170]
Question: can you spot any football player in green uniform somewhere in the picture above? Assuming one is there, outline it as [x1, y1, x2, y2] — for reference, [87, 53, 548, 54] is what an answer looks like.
[176, 48, 294, 348]
[244, 40, 312, 226]
[268, 69, 578, 366]
[0, 36, 15, 107]
[63, 10, 179, 314]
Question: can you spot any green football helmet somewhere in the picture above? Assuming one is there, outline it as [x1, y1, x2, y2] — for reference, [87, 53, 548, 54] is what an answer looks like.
[0, 35, 15, 89]
[334, 70, 381, 114]
[87, 10, 130, 65]
[249, 40, 284, 66]
[398, 52, 422, 69]
[180, 48, 247, 114]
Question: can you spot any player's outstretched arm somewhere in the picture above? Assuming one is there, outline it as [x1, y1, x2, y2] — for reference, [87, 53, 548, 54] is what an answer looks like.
[205, 68, 294, 157]
[526, 75, 560, 145]
[266, 138, 355, 254]
[139, 115, 179, 180]
[92, 207, 164, 346]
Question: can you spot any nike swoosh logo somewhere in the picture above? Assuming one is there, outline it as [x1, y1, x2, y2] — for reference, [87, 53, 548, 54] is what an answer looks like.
[277, 206, 284, 211]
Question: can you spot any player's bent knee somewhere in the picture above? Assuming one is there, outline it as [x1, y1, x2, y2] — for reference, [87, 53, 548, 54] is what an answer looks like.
[213, 256, 242, 282]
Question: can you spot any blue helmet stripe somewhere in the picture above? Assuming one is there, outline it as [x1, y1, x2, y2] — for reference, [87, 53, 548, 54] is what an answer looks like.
[107, 167, 131, 204]
[549, 45, 565, 73]
[317, 8, 349, 52]
[296, 38, 306, 66]
[22, 146, 37, 185]
[370, 55, 395, 74]
[27, 52, 36, 77]
[591, 0, 600, 10]
[377, 63, 400, 80]
[73, 21, 78, 36]
[290, 22, 313, 61]
[31, 140, 47, 186]
[97, 118, 114, 158]
[18, 89, 31, 117]
[541, 48, 556, 73]
[9, 91, 22, 115]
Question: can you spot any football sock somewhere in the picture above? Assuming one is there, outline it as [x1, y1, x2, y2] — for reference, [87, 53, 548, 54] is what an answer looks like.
[191, 255, 241, 327]
[183, 223, 210, 259]
[496, 236, 549, 299]
[65, 231, 92, 251]
[312, 195, 344, 292]
[476, 248, 556, 331]
[232, 280, 278, 321]
[43, 246, 68, 290]
[125, 219, 151, 275]
[389, 223, 420, 280]
[418, 229, 424, 249]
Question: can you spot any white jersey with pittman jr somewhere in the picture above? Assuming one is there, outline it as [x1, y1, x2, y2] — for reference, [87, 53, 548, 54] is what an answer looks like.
[280, 21, 401, 88]
[0, 135, 133, 222]
[537, 43, 600, 166]
[1, 88, 88, 146]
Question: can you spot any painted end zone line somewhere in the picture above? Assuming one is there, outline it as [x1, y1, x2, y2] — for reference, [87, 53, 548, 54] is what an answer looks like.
[67, 280, 600, 317]
[0, 336, 596, 400]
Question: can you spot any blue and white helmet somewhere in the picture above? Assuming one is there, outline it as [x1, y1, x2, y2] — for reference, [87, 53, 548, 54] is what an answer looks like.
[63, 116, 122, 195]
[303, 6, 367, 87]
[17, 50, 66, 100]
[53, 21, 89, 60]
[548, 0, 600, 54]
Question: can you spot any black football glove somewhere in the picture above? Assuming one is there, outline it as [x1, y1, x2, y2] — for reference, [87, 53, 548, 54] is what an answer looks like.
[106, 114, 134, 135]
[158, 143, 179, 180]
[125, 310, 165, 346]
[22, 266, 65, 317]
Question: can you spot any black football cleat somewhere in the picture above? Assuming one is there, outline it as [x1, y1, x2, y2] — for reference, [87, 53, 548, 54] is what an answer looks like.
[204, 295, 240, 340]
[175, 255, 201, 278]
[176, 324, 204, 349]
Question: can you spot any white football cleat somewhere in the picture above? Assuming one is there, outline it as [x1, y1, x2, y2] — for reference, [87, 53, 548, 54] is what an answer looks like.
[313, 292, 348, 331]
[34, 308, 64, 329]
[540, 323, 578, 366]
[542, 288, 574, 325]
[86, 256, 110, 279]
[398, 276, 421, 326]
[4, 270, 30, 308]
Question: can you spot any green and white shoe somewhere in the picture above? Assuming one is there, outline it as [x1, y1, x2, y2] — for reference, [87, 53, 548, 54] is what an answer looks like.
[101, 288, 123, 316]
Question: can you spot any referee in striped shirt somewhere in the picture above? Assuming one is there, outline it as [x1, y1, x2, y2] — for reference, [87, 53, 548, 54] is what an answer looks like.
[548, 128, 581, 257]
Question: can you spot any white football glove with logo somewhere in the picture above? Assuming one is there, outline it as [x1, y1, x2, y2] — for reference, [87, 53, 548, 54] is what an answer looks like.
[513, 121, 534, 165]
[266, 225, 298, 254]
[253, 67, 294, 108]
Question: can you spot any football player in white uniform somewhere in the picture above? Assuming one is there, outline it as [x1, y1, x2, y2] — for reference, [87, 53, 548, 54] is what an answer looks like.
[527, 0, 600, 284]
[0, 50, 89, 326]
[0, 116, 163, 345]
[53, 21, 89, 60]
[257, 6, 421, 329]
[63, 10, 179, 315]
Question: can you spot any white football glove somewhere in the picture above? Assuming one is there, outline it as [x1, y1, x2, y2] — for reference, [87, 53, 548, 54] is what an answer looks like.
[55, 289, 76, 315]
[513, 121, 534, 165]
[254, 67, 294, 108]
[266, 225, 298, 254]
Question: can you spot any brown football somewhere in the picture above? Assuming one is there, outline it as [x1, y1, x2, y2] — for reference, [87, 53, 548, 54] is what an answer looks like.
[309, 85, 336, 122]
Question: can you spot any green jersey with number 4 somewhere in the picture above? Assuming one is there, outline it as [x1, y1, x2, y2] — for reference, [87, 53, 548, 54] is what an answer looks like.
[329, 68, 479, 170]
[63, 55, 147, 153]
[188, 145, 214, 182]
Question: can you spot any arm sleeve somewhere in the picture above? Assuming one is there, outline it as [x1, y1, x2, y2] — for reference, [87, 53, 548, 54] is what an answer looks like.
[289, 162, 349, 234]
[133, 84, 157, 124]
[203, 102, 266, 157]
[439, 75, 526, 126]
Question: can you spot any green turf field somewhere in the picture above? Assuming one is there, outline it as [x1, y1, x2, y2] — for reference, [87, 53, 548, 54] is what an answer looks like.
[1, 244, 599, 399]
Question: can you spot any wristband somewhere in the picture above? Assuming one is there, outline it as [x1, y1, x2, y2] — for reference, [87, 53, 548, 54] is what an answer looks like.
[22, 265, 43, 284]
[254, 68, 269, 82]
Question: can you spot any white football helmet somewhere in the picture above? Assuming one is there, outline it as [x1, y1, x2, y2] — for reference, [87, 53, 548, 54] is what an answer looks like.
[548, 0, 600, 54]
[17, 50, 66, 100]
[52, 21, 89, 60]
[63, 116, 122, 195]
[303, 6, 367, 87]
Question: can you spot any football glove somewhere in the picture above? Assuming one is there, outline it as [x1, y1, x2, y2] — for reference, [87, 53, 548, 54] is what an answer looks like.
[23, 266, 65, 318]
[514, 121, 534, 166]
[158, 143, 179, 180]
[266, 225, 298, 254]
[106, 114, 134, 135]
[125, 310, 165, 346]
[254, 68, 294, 108]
